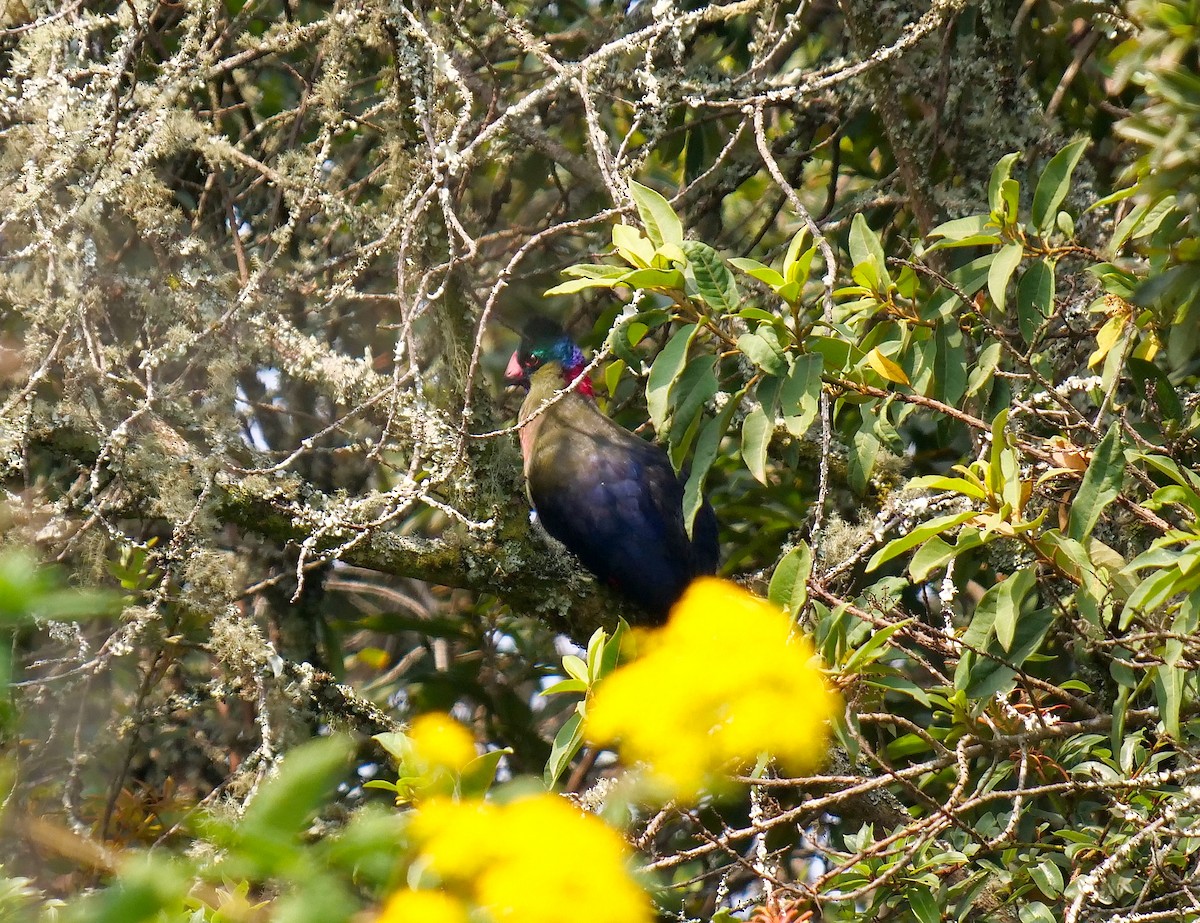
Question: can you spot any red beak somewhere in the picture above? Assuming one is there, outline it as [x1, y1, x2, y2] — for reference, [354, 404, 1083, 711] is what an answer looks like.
[504, 350, 529, 387]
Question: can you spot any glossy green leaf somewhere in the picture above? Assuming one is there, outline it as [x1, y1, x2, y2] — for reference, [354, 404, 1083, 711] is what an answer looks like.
[988, 152, 1021, 214]
[1068, 422, 1125, 542]
[779, 353, 822, 438]
[1016, 258, 1055, 343]
[242, 735, 353, 843]
[562, 654, 588, 682]
[1154, 662, 1186, 739]
[544, 276, 620, 296]
[927, 213, 994, 241]
[683, 393, 740, 533]
[683, 240, 739, 313]
[849, 213, 890, 290]
[848, 416, 880, 494]
[741, 404, 772, 484]
[460, 747, 512, 796]
[843, 619, 912, 673]
[959, 607, 1053, 699]
[646, 323, 698, 432]
[768, 543, 812, 617]
[933, 322, 967, 406]
[965, 341, 1002, 397]
[729, 257, 785, 288]
[629, 179, 683, 248]
[544, 711, 584, 788]
[618, 267, 686, 291]
[737, 328, 787, 376]
[783, 226, 811, 280]
[867, 510, 979, 572]
[987, 242, 1024, 313]
[612, 223, 655, 268]
[1031, 138, 1088, 234]
[667, 355, 719, 457]
[1020, 901, 1057, 923]
[989, 567, 1037, 652]
[909, 886, 940, 923]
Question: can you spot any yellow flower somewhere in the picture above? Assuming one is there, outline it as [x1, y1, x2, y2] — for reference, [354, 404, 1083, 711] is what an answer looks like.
[407, 794, 652, 923]
[377, 888, 470, 923]
[407, 713, 477, 774]
[585, 577, 839, 802]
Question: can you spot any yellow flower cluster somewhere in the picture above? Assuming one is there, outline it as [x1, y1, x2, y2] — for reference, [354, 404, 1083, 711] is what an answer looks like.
[379, 794, 652, 923]
[406, 712, 477, 774]
[585, 577, 838, 801]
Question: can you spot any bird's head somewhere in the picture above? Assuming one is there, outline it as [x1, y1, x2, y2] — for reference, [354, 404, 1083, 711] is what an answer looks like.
[504, 320, 594, 397]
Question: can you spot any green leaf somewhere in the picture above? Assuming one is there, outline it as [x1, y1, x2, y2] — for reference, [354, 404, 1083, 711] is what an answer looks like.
[613, 223, 655, 268]
[927, 213, 994, 240]
[544, 276, 620, 297]
[562, 654, 588, 682]
[849, 213, 890, 290]
[932, 322, 967, 406]
[541, 678, 588, 696]
[646, 323, 698, 431]
[599, 619, 628, 676]
[1031, 138, 1088, 235]
[667, 356, 719, 460]
[682, 394, 739, 533]
[1016, 258, 1055, 343]
[768, 544, 812, 617]
[1109, 193, 1176, 255]
[865, 674, 931, 707]
[683, 240, 740, 314]
[1000, 178, 1021, 225]
[848, 416, 880, 494]
[908, 473, 987, 501]
[987, 242, 1024, 313]
[988, 567, 1037, 652]
[1068, 422, 1125, 542]
[617, 267, 686, 291]
[629, 179, 684, 248]
[737, 328, 787, 376]
[959, 607, 1054, 699]
[461, 748, 512, 796]
[988, 152, 1021, 214]
[867, 510, 979, 572]
[908, 886, 940, 923]
[779, 353, 822, 438]
[729, 257, 786, 289]
[783, 226, 811, 281]
[86, 855, 190, 923]
[926, 232, 1005, 252]
[1020, 901, 1057, 923]
[785, 244, 817, 290]
[965, 342, 1002, 397]
[741, 404, 772, 484]
[843, 619, 912, 673]
[563, 263, 628, 279]
[242, 735, 353, 843]
[1124, 565, 1183, 620]
[1027, 859, 1065, 897]
[603, 359, 625, 396]
[585, 627, 607, 678]
[544, 711, 585, 788]
[1154, 663, 1186, 739]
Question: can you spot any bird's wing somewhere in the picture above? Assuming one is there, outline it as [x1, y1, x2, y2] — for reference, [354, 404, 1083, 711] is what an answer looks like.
[526, 400, 698, 616]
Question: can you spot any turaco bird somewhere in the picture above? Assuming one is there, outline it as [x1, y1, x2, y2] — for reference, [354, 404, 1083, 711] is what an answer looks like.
[504, 321, 719, 620]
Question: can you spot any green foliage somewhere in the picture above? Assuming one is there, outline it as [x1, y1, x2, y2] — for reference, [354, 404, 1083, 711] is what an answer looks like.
[7, 1, 1200, 921]
[540, 622, 628, 787]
